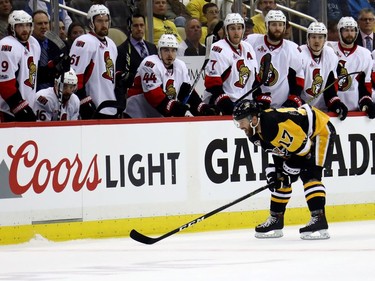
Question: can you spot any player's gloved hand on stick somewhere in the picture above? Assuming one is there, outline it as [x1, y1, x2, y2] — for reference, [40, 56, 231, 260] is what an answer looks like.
[254, 92, 272, 110]
[49, 53, 71, 74]
[166, 100, 190, 117]
[196, 102, 218, 116]
[79, 96, 96, 119]
[359, 97, 375, 119]
[330, 100, 348, 121]
[265, 164, 282, 192]
[5, 91, 36, 122]
[211, 94, 233, 115]
[282, 94, 303, 108]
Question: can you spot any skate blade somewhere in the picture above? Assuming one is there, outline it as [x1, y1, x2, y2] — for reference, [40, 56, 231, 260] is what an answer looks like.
[255, 230, 283, 239]
[300, 229, 330, 240]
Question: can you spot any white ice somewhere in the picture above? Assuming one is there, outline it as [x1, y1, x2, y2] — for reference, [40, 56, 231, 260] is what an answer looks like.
[0, 220, 374, 281]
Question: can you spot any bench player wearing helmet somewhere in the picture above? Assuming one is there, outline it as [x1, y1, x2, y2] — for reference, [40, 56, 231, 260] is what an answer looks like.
[329, 16, 375, 119]
[300, 22, 348, 120]
[204, 13, 261, 115]
[244, 10, 304, 109]
[126, 34, 216, 118]
[69, 4, 118, 119]
[33, 68, 80, 121]
[0, 10, 38, 122]
[233, 99, 336, 240]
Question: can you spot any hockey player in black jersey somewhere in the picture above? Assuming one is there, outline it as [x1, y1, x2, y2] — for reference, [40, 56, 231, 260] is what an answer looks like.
[233, 100, 336, 240]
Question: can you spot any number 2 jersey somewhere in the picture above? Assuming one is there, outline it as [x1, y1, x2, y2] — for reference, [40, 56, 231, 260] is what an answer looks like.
[244, 34, 304, 108]
[0, 35, 41, 115]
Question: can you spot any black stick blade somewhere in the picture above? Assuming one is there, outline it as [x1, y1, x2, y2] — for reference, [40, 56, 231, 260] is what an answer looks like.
[130, 229, 160, 245]
[259, 53, 272, 85]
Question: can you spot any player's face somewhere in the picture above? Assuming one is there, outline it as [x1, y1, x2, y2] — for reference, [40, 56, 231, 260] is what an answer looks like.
[234, 116, 257, 137]
[267, 22, 285, 42]
[340, 27, 356, 45]
[308, 34, 325, 53]
[131, 17, 145, 40]
[14, 23, 32, 43]
[59, 84, 76, 103]
[93, 15, 110, 38]
[160, 47, 177, 67]
[227, 24, 243, 45]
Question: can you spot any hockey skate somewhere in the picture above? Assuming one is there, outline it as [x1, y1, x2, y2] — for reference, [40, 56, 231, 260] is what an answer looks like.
[300, 210, 330, 240]
[255, 212, 284, 238]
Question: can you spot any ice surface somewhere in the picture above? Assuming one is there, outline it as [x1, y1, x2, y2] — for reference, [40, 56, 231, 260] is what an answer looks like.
[0, 220, 374, 281]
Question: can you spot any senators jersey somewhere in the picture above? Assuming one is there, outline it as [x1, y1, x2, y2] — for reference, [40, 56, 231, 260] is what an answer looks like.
[300, 44, 338, 111]
[253, 104, 332, 167]
[204, 38, 259, 102]
[329, 42, 372, 111]
[244, 34, 304, 107]
[33, 87, 80, 121]
[126, 55, 191, 118]
[0, 35, 40, 114]
[69, 32, 117, 110]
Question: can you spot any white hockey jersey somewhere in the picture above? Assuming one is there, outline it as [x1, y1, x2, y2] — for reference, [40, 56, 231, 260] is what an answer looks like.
[0, 35, 41, 114]
[126, 55, 191, 118]
[204, 38, 258, 102]
[244, 34, 304, 107]
[300, 44, 338, 111]
[33, 87, 80, 121]
[69, 33, 117, 111]
[329, 42, 372, 111]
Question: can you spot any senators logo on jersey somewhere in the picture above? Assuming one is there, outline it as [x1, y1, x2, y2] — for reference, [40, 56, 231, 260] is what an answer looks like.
[306, 68, 323, 97]
[259, 55, 278, 87]
[102, 51, 114, 82]
[337, 60, 351, 91]
[234, 59, 250, 88]
[165, 79, 177, 99]
[24, 56, 36, 89]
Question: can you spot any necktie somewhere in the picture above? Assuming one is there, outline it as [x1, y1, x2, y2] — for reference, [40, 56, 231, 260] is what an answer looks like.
[365, 36, 372, 51]
[38, 40, 49, 91]
[138, 41, 147, 59]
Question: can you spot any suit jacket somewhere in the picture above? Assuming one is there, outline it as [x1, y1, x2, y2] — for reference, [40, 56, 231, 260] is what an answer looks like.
[116, 38, 157, 103]
[355, 32, 375, 51]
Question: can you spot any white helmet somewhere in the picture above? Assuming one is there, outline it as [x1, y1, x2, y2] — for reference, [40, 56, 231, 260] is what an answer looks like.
[307, 22, 327, 36]
[265, 10, 286, 32]
[337, 16, 358, 43]
[87, 4, 111, 28]
[55, 68, 78, 86]
[157, 34, 178, 55]
[8, 10, 33, 37]
[224, 13, 245, 44]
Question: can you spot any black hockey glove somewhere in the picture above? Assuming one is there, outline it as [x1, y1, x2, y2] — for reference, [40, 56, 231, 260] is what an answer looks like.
[254, 92, 272, 110]
[196, 102, 219, 116]
[359, 97, 375, 119]
[281, 161, 300, 187]
[79, 96, 96, 119]
[162, 99, 190, 117]
[282, 95, 303, 108]
[329, 100, 348, 121]
[265, 164, 282, 192]
[49, 53, 71, 75]
[6, 91, 36, 122]
[210, 94, 233, 115]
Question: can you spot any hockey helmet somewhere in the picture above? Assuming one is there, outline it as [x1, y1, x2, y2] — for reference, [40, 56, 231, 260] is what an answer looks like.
[265, 10, 286, 32]
[337, 16, 358, 43]
[307, 22, 327, 36]
[87, 4, 111, 29]
[55, 68, 78, 86]
[224, 13, 245, 40]
[233, 99, 261, 121]
[157, 34, 179, 55]
[8, 10, 33, 36]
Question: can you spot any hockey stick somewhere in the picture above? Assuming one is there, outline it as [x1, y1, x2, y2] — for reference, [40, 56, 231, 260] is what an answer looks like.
[236, 53, 272, 104]
[130, 183, 271, 245]
[45, 30, 67, 52]
[182, 34, 214, 104]
[307, 71, 362, 105]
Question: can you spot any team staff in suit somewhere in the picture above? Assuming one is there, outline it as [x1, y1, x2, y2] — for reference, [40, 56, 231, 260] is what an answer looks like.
[355, 8, 375, 52]
[116, 14, 157, 106]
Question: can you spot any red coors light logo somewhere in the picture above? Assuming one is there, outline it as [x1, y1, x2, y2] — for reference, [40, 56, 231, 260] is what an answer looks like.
[7, 140, 102, 195]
